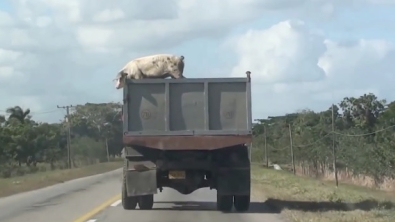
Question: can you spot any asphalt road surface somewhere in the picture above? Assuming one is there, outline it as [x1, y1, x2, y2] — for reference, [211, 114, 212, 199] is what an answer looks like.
[0, 170, 285, 222]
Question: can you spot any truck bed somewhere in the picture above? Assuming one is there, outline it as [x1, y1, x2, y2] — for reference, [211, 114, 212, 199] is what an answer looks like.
[122, 76, 252, 150]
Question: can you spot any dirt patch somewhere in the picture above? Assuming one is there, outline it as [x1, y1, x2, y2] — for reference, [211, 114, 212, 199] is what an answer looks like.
[251, 166, 395, 222]
[0, 161, 123, 198]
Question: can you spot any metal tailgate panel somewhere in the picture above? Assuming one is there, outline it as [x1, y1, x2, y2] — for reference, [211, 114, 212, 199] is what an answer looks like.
[169, 83, 205, 131]
[124, 78, 252, 136]
[127, 83, 166, 132]
[208, 82, 247, 131]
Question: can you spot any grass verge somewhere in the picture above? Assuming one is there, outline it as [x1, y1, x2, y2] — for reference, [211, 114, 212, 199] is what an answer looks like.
[251, 166, 395, 222]
[0, 161, 123, 198]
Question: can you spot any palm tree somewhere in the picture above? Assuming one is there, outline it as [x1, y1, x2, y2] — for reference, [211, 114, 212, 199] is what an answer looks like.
[0, 115, 5, 126]
[6, 106, 31, 124]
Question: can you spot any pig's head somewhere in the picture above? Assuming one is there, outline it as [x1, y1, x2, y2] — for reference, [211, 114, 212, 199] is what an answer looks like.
[114, 72, 127, 89]
[169, 55, 185, 79]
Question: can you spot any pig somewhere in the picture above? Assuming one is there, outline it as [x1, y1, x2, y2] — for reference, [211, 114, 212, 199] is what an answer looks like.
[114, 54, 185, 89]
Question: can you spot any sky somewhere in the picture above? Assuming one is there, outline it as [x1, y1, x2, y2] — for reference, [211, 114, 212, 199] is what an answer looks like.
[0, 0, 395, 123]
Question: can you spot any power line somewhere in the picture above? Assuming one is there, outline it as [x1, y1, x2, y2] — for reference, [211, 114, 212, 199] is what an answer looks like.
[296, 134, 331, 148]
[271, 124, 395, 149]
[0, 109, 60, 115]
[31, 110, 59, 115]
[333, 124, 395, 137]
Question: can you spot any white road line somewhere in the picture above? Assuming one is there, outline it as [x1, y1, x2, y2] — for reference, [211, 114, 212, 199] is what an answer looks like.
[86, 219, 97, 222]
[110, 199, 121, 207]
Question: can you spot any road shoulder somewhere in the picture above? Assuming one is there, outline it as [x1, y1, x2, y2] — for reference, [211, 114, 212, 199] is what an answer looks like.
[251, 166, 395, 222]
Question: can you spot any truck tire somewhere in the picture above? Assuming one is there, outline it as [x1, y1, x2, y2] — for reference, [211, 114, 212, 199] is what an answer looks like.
[122, 180, 138, 210]
[216, 193, 233, 212]
[138, 195, 154, 210]
[234, 195, 250, 212]
[122, 158, 138, 210]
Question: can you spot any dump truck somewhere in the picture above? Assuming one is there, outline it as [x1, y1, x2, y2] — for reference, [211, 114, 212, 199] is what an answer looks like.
[121, 71, 253, 212]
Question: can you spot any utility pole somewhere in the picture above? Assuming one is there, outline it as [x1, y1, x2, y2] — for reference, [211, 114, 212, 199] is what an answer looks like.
[288, 124, 295, 175]
[57, 105, 73, 169]
[105, 137, 110, 162]
[332, 103, 339, 187]
[249, 142, 252, 161]
[264, 125, 268, 167]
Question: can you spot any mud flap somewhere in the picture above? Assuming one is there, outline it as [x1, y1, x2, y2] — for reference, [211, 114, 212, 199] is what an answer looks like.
[216, 167, 250, 195]
[125, 169, 157, 196]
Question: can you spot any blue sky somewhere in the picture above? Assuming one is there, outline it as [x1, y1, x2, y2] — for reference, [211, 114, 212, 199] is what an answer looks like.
[0, 1, 11, 11]
[324, 6, 395, 41]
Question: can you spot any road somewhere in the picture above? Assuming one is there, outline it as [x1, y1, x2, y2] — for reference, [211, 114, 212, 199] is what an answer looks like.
[0, 170, 284, 222]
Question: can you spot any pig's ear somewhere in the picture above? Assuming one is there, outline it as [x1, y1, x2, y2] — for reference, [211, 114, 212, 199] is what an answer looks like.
[114, 71, 124, 80]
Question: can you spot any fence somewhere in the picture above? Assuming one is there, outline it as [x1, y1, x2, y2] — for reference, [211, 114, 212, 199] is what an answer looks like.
[250, 124, 395, 190]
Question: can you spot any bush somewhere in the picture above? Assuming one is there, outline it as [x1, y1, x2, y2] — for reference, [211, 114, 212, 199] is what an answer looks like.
[1, 169, 11, 178]
[29, 166, 39, 173]
[15, 167, 26, 176]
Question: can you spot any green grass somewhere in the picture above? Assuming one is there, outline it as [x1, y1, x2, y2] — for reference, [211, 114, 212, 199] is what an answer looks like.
[251, 166, 395, 222]
[0, 161, 123, 198]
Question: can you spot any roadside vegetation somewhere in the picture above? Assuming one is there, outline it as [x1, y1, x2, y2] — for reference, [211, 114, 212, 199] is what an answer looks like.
[251, 92, 395, 221]
[251, 167, 395, 222]
[0, 161, 122, 198]
[0, 103, 124, 197]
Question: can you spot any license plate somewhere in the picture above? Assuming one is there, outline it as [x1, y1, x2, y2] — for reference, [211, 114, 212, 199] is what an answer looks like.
[168, 171, 185, 179]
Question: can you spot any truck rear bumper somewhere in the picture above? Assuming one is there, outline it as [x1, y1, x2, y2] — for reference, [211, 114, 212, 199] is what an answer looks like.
[123, 135, 252, 150]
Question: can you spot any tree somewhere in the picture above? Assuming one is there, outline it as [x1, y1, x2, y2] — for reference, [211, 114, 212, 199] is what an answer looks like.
[68, 102, 123, 157]
[0, 115, 5, 124]
[339, 93, 386, 131]
[0, 102, 123, 178]
[6, 106, 31, 124]
[252, 92, 395, 185]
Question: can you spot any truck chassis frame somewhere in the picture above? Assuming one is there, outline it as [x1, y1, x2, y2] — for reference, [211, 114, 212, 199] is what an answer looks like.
[122, 144, 251, 212]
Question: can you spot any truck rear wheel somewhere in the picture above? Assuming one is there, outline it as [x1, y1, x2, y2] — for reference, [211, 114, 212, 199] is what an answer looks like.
[216, 193, 233, 212]
[122, 158, 138, 210]
[122, 181, 138, 210]
[138, 194, 154, 210]
[234, 195, 250, 212]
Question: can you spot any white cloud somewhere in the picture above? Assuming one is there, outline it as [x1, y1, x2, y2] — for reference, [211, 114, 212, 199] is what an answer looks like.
[229, 20, 327, 84]
[36, 16, 52, 27]
[0, 66, 14, 79]
[76, 26, 113, 51]
[92, 9, 125, 22]
[0, 11, 14, 26]
[0, 0, 394, 122]
[227, 19, 395, 118]
[0, 49, 22, 64]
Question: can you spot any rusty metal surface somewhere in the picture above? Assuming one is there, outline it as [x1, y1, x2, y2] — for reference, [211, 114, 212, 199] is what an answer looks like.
[123, 135, 252, 150]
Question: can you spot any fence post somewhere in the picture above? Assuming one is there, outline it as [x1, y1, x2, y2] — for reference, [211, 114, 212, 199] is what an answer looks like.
[264, 125, 268, 167]
[288, 124, 296, 174]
